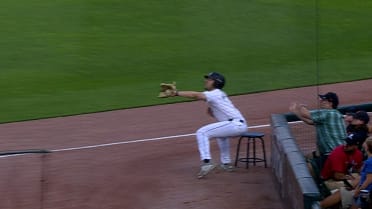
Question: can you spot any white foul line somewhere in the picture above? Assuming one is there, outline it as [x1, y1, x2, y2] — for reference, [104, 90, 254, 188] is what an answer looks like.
[0, 121, 303, 156]
[51, 133, 196, 152]
[51, 122, 279, 152]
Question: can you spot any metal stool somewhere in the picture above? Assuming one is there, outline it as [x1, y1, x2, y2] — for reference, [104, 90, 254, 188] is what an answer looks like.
[234, 132, 267, 168]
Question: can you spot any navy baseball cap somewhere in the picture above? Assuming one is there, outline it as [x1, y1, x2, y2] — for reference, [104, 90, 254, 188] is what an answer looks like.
[345, 133, 367, 146]
[318, 92, 339, 108]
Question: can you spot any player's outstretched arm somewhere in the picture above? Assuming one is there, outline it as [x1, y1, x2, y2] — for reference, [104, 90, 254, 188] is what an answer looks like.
[176, 91, 206, 101]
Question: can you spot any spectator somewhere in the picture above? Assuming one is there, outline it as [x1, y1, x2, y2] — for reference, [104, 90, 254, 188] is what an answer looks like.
[320, 136, 372, 209]
[290, 92, 347, 160]
[321, 134, 364, 191]
[347, 110, 370, 151]
[344, 106, 358, 126]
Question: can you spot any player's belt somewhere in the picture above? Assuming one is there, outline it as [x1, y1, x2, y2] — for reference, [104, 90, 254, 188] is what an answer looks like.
[228, 118, 244, 123]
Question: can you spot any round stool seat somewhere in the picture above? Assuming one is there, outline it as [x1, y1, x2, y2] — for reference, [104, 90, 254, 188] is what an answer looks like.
[240, 132, 265, 138]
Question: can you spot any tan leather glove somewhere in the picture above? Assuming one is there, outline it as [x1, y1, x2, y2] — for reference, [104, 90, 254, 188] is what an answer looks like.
[158, 82, 177, 98]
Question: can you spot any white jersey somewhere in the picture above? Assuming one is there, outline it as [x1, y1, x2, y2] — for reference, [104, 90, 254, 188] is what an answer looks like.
[203, 89, 245, 122]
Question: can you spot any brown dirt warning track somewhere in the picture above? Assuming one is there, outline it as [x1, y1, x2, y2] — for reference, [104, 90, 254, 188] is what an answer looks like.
[0, 79, 371, 209]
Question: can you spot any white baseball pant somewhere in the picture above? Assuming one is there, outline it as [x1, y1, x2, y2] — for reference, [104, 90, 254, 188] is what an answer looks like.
[196, 119, 248, 164]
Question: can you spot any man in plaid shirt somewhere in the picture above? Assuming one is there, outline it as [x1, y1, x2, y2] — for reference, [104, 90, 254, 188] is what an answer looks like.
[290, 92, 347, 157]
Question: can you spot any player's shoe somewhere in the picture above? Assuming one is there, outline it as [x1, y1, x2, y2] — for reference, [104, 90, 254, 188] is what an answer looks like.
[219, 163, 234, 172]
[197, 163, 216, 179]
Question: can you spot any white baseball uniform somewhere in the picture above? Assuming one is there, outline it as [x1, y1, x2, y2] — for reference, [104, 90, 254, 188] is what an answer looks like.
[196, 89, 248, 164]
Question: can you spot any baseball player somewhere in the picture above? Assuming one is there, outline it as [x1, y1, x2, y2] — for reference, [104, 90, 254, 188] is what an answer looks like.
[159, 72, 248, 178]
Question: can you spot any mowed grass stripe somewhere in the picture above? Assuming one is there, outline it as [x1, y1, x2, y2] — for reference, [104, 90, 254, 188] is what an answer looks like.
[0, 0, 371, 123]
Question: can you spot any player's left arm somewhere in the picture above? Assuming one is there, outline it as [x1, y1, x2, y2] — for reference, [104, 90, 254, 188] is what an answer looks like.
[176, 91, 206, 100]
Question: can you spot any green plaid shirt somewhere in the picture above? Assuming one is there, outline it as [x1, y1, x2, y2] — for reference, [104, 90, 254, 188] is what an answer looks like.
[310, 109, 347, 155]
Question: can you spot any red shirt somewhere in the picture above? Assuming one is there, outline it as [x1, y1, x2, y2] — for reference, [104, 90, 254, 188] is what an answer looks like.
[320, 145, 363, 180]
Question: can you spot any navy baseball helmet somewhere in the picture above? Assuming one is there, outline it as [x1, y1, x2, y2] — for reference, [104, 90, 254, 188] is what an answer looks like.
[204, 72, 225, 89]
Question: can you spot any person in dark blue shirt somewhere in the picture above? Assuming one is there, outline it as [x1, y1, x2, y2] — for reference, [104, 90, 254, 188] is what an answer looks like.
[350, 136, 372, 209]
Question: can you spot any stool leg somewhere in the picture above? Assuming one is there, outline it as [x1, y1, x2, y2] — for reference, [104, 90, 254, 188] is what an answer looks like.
[235, 137, 243, 167]
[253, 137, 257, 166]
[260, 137, 267, 168]
[246, 137, 250, 169]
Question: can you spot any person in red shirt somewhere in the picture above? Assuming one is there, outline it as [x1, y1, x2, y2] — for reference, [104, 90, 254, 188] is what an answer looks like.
[321, 134, 364, 191]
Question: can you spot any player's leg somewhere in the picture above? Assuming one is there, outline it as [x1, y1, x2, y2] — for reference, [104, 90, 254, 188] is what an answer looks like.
[197, 120, 247, 160]
[196, 122, 231, 178]
[216, 137, 230, 164]
[196, 121, 231, 161]
[196, 121, 247, 178]
[196, 125, 211, 162]
[216, 137, 235, 171]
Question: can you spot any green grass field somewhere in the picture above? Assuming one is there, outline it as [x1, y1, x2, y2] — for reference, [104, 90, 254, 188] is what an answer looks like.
[0, 0, 371, 123]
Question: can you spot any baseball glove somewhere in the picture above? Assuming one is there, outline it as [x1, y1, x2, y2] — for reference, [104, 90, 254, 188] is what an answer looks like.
[158, 82, 177, 98]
